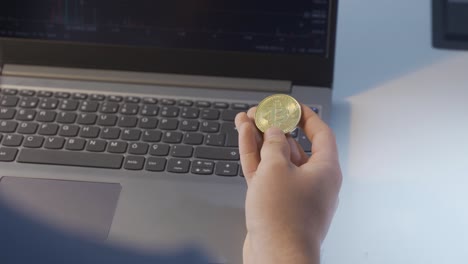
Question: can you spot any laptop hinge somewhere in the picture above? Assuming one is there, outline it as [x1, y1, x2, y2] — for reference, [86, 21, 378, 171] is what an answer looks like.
[2, 64, 292, 93]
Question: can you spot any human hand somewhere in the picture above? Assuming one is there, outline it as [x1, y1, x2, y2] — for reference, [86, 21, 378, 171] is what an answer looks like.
[235, 104, 342, 264]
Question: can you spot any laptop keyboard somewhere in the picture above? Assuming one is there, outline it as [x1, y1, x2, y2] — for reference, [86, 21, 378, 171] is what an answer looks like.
[0, 88, 315, 177]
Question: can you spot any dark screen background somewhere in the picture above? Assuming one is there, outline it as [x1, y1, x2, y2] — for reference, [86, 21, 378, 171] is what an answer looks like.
[0, 0, 330, 55]
[446, 0, 468, 39]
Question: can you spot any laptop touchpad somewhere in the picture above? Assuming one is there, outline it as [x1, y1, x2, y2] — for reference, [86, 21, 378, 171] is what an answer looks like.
[0, 177, 121, 241]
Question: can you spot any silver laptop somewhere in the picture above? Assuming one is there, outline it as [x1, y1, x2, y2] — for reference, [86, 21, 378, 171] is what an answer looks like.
[0, 1, 338, 263]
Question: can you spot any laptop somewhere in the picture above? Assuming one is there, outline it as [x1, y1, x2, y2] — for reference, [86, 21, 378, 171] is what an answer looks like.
[0, 1, 338, 263]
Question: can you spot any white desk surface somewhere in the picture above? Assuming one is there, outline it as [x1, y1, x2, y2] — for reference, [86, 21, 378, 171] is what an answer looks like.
[324, 0, 468, 263]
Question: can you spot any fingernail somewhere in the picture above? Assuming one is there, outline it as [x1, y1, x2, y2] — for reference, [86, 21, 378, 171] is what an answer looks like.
[265, 127, 284, 139]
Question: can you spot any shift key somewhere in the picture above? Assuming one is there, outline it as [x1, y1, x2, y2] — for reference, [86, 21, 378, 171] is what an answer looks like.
[194, 147, 239, 161]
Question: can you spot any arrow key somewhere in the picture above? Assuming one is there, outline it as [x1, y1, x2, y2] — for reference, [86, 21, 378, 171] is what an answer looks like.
[191, 160, 215, 175]
[167, 158, 190, 173]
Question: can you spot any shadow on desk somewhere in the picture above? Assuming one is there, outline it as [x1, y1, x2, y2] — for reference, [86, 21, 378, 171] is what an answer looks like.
[330, 100, 351, 178]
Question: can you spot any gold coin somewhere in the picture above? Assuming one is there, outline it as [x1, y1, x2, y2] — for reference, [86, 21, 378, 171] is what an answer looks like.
[254, 94, 301, 133]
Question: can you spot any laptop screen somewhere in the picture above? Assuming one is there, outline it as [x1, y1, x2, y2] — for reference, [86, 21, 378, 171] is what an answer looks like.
[433, 0, 468, 50]
[0, 0, 330, 56]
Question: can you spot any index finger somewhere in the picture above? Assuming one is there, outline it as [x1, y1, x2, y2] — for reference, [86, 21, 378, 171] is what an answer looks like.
[299, 104, 339, 163]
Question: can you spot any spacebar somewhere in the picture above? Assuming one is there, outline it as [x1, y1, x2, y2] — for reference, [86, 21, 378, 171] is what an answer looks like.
[17, 149, 124, 169]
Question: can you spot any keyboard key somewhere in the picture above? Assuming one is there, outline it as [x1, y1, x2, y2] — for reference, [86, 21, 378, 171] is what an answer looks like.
[213, 102, 229, 109]
[80, 101, 99, 112]
[18, 149, 123, 169]
[200, 109, 220, 120]
[160, 106, 179, 117]
[77, 113, 97, 125]
[206, 134, 225, 146]
[59, 100, 79, 111]
[99, 102, 119, 113]
[181, 107, 199, 119]
[118, 116, 138, 128]
[159, 118, 179, 130]
[54, 92, 70, 99]
[180, 120, 199, 131]
[145, 157, 167, 172]
[162, 131, 183, 143]
[161, 98, 176, 105]
[2, 89, 18, 95]
[59, 125, 80, 137]
[195, 147, 239, 161]
[44, 137, 65, 149]
[107, 141, 128, 153]
[125, 96, 140, 104]
[200, 121, 219, 133]
[0, 121, 18, 133]
[37, 90, 53, 97]
[297, 129, 312, 152]
[0, 108, 16, 119]
[221, 123, 239, 147]
[97, 114, 118, 126]
[39, 98, 59, 109]
[171, 145, 193, 158]
[167, 158, 190, 173]
[16, 109, 36, 121]
[139, 117, 158, 129]
[142, 130, 162, 142]
[38, 123, 59, 136]
[128, 143, 149, 155]
[140, 105, 159, 116]
[23, 136, 44, 148]
[0, 147, 18, 162]
[20, 90, 36, 97]
[121, 129, 141, 141]
[90, 94, 106, 101]
[107, 95, 123, 102]
[149, 144, 170, 156]
[86, 140, 107, 152]
[19, 97, 39, 108]
[124, 156, 145, 170]
[65, 138, 86, 151]
[183, 133, 204, 145]
[2, 134, 24, 147]
[191, 160, 215, 175]
[120, 103, 139, 115]
[222, 109, 243, 121]
[57, 112, 77, 124]
[290, 128, 298, 138]
[178, 99, 193, 106]
[1, 96, 19, 107]
[196, 101, 211, 108]
[80, 126, 100, 138]
[101, 127, 121, 140]
[215, 162, 239, 177]
[143, 98, 158, 104]
[17, 122, 39, 134]
[232, 103, 250, 110]
[72, 93, 88, 100]
[36, 110, 57, 122]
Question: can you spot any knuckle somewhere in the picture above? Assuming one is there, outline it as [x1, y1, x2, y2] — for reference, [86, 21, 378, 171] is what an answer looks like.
[265, 135, 286, 146]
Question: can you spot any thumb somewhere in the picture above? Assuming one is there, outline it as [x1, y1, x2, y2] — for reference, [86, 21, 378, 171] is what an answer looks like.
[260, 127, 291, 163]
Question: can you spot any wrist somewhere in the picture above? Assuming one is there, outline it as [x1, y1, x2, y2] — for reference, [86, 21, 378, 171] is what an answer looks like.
[247, 228, 321, 264]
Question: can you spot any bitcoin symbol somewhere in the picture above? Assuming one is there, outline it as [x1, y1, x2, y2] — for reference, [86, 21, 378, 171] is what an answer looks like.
[262, 100, 289, 127]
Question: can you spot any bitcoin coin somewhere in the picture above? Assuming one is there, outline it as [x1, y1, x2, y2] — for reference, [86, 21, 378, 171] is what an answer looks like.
[254, 94, 301, 133]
